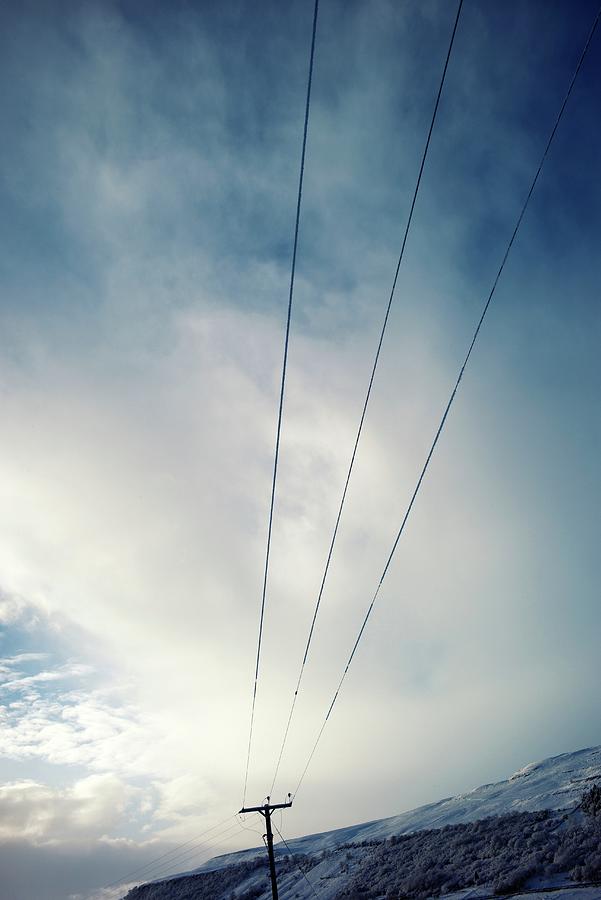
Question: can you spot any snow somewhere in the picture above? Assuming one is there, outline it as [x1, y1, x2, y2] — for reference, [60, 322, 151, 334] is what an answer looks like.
[508, 891, 601, 899]
[193, 745, 601, 875]
[446, 889, 601, 900]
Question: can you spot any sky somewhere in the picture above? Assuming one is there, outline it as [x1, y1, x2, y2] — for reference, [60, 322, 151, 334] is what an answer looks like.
[1, 0, 600, 897]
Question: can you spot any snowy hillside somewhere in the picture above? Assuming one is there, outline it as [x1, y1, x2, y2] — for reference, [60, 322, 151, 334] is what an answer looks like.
[200, 745, 601, 871]
[122, 746, 601, 900]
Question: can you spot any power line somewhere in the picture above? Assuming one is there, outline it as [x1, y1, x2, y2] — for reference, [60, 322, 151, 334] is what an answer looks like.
[100, 814, 248, 892]
[140, 818, 255, 885]
[273, 821, 322, 899]
[100, 813, 236, 890]
[238, 810, 269, 839]
[269, 0, 465, 797]
[243, 0, 320, 808]
[291, 0, 601, 801]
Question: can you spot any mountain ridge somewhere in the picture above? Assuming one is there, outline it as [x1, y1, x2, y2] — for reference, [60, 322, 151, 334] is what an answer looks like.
[196, 745, 601, 875]
[122, 745, 601, 900]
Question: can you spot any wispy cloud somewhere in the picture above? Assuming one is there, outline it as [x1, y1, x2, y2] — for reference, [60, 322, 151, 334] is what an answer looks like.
[0, 662, 92, 691]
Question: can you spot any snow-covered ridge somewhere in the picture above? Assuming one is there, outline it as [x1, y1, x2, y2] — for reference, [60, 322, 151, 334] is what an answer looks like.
[197, 745, 601, 875]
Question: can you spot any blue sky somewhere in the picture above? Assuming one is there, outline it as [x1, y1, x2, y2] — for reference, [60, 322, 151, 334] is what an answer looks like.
[1, 1, 600, 897]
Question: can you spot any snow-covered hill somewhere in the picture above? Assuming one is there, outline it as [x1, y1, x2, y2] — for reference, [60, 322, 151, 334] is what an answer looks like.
[200, 745, 601, 872]
[123, 746, 601, 900]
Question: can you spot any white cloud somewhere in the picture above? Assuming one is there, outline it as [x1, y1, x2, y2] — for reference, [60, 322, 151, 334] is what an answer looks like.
[0, 663, 93, 691]
[0, 774, 136, 842]
[0, 593, 36, 627]
[0, 679, 159, 777]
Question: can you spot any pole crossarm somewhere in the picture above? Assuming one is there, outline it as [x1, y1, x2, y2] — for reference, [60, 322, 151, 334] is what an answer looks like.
[239, 801, 293, 815]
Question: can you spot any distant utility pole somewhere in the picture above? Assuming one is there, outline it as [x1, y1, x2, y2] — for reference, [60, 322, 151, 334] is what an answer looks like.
[239, 796, 292, 900]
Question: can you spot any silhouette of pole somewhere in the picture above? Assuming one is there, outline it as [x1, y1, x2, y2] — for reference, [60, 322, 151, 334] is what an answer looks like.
[239, 797, 293, 900]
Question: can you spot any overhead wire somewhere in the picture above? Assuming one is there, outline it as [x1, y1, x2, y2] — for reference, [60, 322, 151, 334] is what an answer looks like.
[238, 810, 268, 839]
[100, 813, 236, 890]
[100, 814, 255, 893]
[269, 0, 465, 797]
[140, 819, 256, 885]
[291, 0, 601, 801]
[243, 0, 320, 808]
[273, 821, 322, 899]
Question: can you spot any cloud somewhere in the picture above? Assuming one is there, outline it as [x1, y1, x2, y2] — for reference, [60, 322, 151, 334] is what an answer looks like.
[0, 774, 136, 842]
[0, 663, 93, 691]
[0, 592, 36, 627]
[0, 671, 160, 780]
[152, 774, 214, 825]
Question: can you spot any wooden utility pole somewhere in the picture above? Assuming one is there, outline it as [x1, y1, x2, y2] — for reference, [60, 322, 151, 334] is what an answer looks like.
[239, 797, 292, 900]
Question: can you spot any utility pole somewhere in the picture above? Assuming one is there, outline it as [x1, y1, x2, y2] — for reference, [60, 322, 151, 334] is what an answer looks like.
[239, 797, 292, 900]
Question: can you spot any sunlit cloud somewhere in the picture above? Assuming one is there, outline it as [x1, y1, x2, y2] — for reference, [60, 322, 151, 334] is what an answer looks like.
[0, 775, 138, 842]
